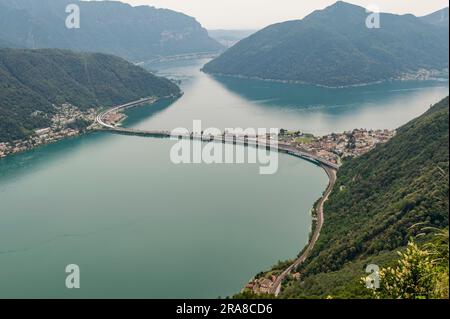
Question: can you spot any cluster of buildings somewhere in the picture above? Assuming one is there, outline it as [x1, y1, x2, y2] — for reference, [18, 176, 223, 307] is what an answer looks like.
[0, 104, 97, 158]
[279, 128, 396, 165]
[102, 111, 127, 127]
[0, 142, 9, 158]
[244, 272, 301, 295]
[244, 274, 278, 295]
[399, 68, 449, 81]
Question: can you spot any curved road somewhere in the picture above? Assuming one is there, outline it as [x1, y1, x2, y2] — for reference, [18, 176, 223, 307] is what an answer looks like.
[97, 97, 339, 297]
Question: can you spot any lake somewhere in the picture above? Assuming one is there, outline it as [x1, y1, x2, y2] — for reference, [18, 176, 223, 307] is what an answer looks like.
[0, 58, 447, 298]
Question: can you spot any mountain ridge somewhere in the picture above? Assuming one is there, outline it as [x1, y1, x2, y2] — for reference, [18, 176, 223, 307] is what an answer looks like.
[0, 0, 224, 62]
[203, 2, 449, 87]
[421, 7, 449, 27]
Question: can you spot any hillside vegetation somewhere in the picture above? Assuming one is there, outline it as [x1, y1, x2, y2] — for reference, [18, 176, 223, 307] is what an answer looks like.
[203, 2, 449, 87]
[281, 96, 449, 298]
[0, 48, 180, 142]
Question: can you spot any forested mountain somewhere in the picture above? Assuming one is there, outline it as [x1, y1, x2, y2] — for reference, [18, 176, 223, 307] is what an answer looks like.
[203, 2, 449, 87]
[0, 48, 180, 142]
[0, 0, 223, 62]
[421, 7, 449, 28]
[281, 97, 449, 298]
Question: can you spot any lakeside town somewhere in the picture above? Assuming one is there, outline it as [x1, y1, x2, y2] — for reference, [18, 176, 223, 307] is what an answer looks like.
[278, 128, 396, 165]
[1, 104, 396, 164]
[0, 104, 98, 158]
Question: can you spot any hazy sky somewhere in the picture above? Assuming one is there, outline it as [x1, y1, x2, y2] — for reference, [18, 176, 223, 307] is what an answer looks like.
[109, 0, 449, 29]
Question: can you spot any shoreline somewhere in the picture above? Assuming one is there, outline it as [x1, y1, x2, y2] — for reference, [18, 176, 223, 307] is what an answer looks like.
[0, 95, 181, 160]
[0, 130, 94, 161]
[201, 69, 449, 89]
[242, 162, 336, 297]
[0, 127, 95, 160]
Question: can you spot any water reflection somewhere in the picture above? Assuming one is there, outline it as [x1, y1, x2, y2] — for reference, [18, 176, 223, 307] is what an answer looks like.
[139, 59, 449, 135]
[211, 74, 448, 114]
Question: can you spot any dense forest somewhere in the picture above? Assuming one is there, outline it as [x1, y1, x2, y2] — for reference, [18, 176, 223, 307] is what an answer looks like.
[0, 48, 180, 142]
[203, 2, 449, 87]
[280, 96, 449, 298]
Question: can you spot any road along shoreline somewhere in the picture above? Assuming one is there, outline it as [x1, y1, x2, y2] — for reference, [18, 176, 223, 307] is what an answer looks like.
[96, 97, 339, 297]
[268, 164, 336, 296]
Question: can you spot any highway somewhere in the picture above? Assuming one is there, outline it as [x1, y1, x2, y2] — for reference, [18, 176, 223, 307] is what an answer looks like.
[96, 97, 159, 129]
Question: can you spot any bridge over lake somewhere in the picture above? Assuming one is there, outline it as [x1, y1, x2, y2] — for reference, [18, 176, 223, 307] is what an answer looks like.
[96, 98, 340, 170]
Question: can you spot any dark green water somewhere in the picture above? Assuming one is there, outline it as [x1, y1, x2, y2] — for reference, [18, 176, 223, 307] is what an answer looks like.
[0, 58, 447, 298]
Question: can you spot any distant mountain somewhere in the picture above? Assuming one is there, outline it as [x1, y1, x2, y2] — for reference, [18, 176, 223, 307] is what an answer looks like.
[0, 48, 180, 142]
[203, 2, 449, 87]
[0, 0, 223, 62]
[281, 96, 449, 298]
[208, 30, 257, 48]
[421, 7, 449, 27]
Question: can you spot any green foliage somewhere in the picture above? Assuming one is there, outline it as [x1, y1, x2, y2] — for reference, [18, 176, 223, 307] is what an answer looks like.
[271, 260, 294, 272]
[280, 97, 449, 298]
[65, 118, 91, 131]
[377, 243, 436, 298]
[295, 136, 314, 144]
[374, 229, 449, 299]
[203, 2, 449, 87]
[281, 250, 399, 299]
[0, 48, 180, 142]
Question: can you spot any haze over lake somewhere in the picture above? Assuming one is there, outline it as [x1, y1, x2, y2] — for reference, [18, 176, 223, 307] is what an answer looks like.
[0, 58, 447, 298]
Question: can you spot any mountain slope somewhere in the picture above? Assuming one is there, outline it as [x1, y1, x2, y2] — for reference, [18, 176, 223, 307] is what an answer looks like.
[203, 2, 449, 87]
[421, 7, 449, 28]
[0, 48, 180, 142]
[0, 0, 223, 62]
[281, 96, 449, 298]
